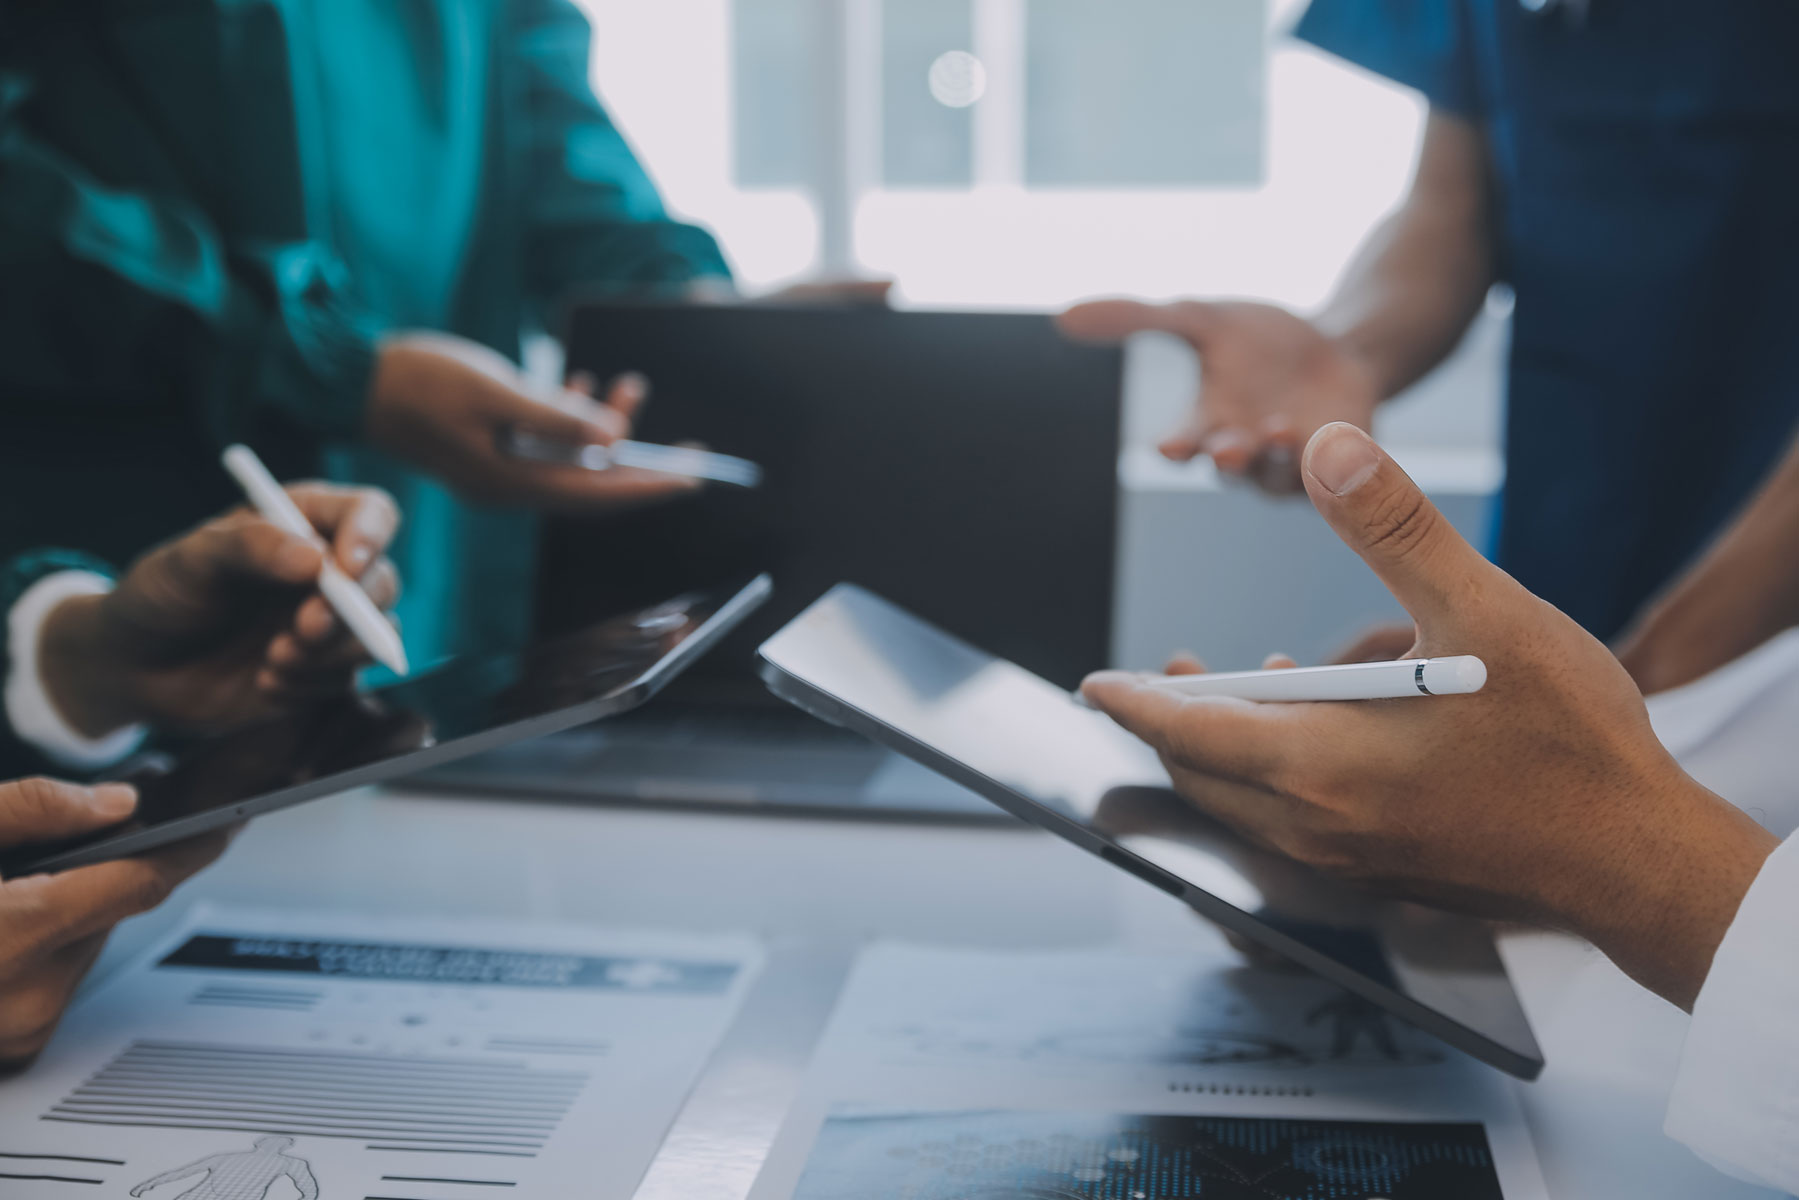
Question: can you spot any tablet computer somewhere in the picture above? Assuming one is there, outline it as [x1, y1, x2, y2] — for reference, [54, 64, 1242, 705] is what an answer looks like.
[757, 584, 1545, 1080]
[1, 576, 771, 877]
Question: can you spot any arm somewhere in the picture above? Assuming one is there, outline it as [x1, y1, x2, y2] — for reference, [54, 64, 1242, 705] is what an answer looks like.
[131, 1156, 221, 1194]
[1059, 110, 1495, 492]
[3, 484, 401, 784]
[1311, 110, 1497, 404]
[511, 0, 732, 319]
[1089, 435, 1799, 1183]
[286, 1159, 320, 1200]
[0, 75, 380, 445]
[35, 485, 400, 741]
[1084, 423, 1778, 1012]
[1616, 424, 1799, 693]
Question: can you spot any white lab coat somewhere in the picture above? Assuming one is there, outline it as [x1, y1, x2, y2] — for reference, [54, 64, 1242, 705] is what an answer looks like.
[1664, 831, 1799, 1193]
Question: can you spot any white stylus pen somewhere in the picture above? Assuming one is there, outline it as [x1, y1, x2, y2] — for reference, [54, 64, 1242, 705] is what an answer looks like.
[222, 445, 410, 677]
[1092, 656, 1487, 703]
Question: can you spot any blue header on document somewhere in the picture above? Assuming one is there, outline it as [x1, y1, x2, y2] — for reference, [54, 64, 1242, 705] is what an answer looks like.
[159, 932, 742, 993]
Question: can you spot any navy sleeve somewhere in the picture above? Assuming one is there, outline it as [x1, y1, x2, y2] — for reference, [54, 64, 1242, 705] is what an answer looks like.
[1293, 0, 1483, 117]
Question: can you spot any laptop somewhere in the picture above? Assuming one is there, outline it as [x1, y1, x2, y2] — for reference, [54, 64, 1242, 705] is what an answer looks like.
[410, 304, 1124, 819]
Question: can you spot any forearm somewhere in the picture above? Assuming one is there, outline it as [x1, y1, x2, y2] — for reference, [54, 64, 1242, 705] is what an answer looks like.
[0, 102, 379, 442]
[1618, 426, 1799, 692]
[1314, 111, 1496, 401]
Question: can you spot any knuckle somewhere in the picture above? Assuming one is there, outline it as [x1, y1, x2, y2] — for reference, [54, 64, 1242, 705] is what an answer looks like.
[363, 488, 401, 532]
[126, 868, 179, 914]
[8, 777, 73, 829]
[368, 560, 402, 606]
[1360, 485, 1441, 561]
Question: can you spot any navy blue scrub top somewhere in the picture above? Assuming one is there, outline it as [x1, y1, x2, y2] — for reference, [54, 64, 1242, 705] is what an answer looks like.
[1296, 0, 1799, 640]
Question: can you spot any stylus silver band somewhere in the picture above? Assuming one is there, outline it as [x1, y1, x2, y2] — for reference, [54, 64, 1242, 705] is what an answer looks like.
[1415, 660, 1432, 696]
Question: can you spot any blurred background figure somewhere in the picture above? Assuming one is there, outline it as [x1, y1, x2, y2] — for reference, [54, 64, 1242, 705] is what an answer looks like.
[0, 1, 733, 668]
[1061, 0, 1799, 650]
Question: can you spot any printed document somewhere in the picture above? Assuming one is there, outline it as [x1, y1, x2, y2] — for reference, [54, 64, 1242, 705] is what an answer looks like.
[749, 943, 1549, 1199]
[0, 906, 760, 1199]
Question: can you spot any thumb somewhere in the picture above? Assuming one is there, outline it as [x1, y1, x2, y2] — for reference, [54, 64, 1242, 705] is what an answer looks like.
[0, 779, 137, 852]
[1301, 423, 1498, 626]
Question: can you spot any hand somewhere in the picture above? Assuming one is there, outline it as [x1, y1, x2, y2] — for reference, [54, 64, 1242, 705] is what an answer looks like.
[366, 332, 701, 510]
[1058, 299, 1380, 494]
[1083, 423, 1780, 1010]
[38, 485, 401, 739]
[0, 778, 225, 1070]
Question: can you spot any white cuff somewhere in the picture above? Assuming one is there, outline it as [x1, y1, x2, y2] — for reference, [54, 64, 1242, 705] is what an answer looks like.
[4, 571, 147, 771]
[1665, 831, 1799, 1193]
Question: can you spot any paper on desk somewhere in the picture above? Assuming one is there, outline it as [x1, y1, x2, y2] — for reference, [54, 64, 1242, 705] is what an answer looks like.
[749, 944, 1549, 1199]
[0, 905, 760, 1200]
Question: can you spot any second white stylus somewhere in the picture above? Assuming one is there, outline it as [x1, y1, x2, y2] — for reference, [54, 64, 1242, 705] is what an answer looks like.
[222, 444, 410, 678]
[1101, 656, 1487, 702]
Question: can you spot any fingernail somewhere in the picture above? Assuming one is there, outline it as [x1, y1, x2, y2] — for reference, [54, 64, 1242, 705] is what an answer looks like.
[91, 785, 138, 820]
[347, 544, 373, 570]
[1305, 422, 1380, 496]
[617, 372, 648, 396]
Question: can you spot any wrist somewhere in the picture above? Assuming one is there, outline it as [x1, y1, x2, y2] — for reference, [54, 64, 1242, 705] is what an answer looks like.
[1320, 331, 1389, 418]
[38, 593, 147, 739]
[1557, 772, 1778, 1011]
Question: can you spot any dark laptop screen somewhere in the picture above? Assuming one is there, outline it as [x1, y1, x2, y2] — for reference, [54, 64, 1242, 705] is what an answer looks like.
[540, 305, 1124, 693]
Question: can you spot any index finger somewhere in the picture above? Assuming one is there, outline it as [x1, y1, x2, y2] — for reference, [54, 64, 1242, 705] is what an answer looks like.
[1081, 672, 1289, 783]
[0, 779, 137, 850]
[0, 833, 229, 959]
[286, 484, 402, 576]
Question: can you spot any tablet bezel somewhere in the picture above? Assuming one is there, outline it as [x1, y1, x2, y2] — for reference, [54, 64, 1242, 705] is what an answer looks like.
[6, 575, 772, 876]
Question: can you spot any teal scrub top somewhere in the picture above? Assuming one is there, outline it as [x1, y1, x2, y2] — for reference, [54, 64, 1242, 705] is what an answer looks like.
[0, 0, 731, 666]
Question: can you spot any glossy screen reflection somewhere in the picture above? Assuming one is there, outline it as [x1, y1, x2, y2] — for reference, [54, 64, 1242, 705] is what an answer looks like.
[758, 585, 1544, 1079]
[3, 579, 769, 876]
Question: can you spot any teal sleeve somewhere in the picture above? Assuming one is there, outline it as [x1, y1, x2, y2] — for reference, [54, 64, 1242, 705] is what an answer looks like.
[511, 0, 734, 316]
[1293, 0, 1484, 118]
[0, 73, 382, 445]
[0, 550, 115, 781]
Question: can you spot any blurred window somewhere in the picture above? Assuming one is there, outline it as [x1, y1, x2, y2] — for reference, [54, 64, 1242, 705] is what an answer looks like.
[578, 0, 1424, 309]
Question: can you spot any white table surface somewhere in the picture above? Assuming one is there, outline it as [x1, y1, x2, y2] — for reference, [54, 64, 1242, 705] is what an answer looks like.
[85, 785, 1785, 1200]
